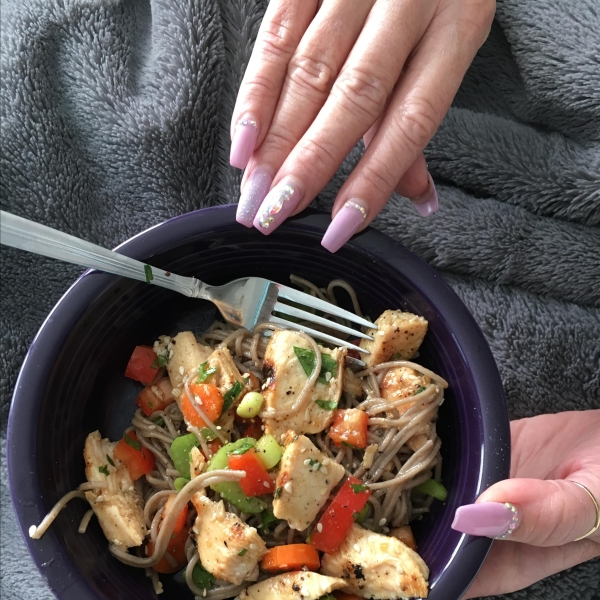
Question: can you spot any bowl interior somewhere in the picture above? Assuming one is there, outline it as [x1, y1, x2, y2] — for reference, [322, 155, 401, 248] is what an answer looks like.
[9, 207, 509, 600]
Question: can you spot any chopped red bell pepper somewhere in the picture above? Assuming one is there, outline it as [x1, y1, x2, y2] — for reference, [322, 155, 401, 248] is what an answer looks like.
[328, 409, 369, 449]
[227, 448, 274, 497]
[114, 430, 155, 481]
[163, 494, 189, 536]
[309, 476, 371, 554]
[135, 377, 175, 416]
[125, 345, 162, 386]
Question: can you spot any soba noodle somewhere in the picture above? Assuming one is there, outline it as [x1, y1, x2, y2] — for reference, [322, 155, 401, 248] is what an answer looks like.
[30, 279, 447, 599]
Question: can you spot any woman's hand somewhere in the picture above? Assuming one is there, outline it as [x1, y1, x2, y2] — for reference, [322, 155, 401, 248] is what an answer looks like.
[231, 0, 495, 251]
[453, 411, 600, 598]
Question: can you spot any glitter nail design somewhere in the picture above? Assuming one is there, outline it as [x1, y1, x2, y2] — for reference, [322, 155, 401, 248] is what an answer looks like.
[494, 503, 520, 539]
[256, 183, 295, 229]
[238, 118, 257, 128]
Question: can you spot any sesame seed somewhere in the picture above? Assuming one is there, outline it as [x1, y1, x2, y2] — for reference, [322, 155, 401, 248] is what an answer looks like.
[322, 458, 330, 466]
[216, 426, 222, 430]
[316, 523, 323, 533]
[263, 481, 270, 488]
[354, 543, 361, 552]
[321, 467, 328, 475]
[379, 518, 387, 526]
[179, 366, 184, 375]
[96, 495, 105, 503]
[249, 543, 256, 550]
[284, 482, 293, 493]
[304, 459, 311, 466]
[383, 526, 390, 533]
[312, 463, 320, 471]
[325, 372, 332, 381]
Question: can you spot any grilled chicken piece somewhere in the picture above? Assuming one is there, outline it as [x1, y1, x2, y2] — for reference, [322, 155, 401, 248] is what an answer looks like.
[273, 432, 345, 531]
[83, 431, 146, 549]
[262, 330, 347, 439]
[191, 495, 267, 585]
[381, 366, 434, 451]
[204, 346, 247, 397]
[320, 524, 429, 599]
[166, 331, 212, 388]
[359, 310, 428, 367]
[189, 446, 206, 478]
[237, 571, 346, 600]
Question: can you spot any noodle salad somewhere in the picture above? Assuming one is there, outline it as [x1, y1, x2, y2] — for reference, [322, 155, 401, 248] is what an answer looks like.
[30, 279, 448, 600]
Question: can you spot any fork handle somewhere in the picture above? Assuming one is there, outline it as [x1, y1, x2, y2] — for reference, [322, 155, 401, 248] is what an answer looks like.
[0, 211, 203, 298]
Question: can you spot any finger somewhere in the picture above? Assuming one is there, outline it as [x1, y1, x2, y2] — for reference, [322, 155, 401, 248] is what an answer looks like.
[451, 477, 600, 546]
[364, 117, 435, 216]
[463, 538, 600, 599]
[236, 0, 374, 226]
[251, 0, 438, 234]
[230, 0, 319, 169]
[321, 11, 489, 251]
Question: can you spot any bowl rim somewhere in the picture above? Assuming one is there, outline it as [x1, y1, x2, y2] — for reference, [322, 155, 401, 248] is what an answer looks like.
[7, 205, 510, 600]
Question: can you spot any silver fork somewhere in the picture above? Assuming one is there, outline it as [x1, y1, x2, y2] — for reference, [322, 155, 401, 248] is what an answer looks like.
[0, 211, 374, 355]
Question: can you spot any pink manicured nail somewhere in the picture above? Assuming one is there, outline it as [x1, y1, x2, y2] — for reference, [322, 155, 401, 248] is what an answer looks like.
[237, 170, 272, 227]
[230, 117, 259, 169]
[410, 172, 439, 217]
[253, 179, 303, 235]
[451, 502, 521, 538]
[321, 199, 368, 253]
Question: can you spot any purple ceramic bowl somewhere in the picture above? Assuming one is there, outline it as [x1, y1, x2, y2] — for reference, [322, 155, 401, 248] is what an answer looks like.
[8, 205, 509, 600]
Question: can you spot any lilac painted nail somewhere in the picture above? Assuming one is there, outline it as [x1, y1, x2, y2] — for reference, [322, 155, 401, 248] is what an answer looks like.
[410, 173, 439, 217]
[253, 179, 302, 235]
[236, 170, 272, 228]
[321, 199, 368, 253]
[230, 117, 259, 169]
[451, 502, 521, 538]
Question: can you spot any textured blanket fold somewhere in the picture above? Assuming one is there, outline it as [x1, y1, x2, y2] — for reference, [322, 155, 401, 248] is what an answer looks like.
[1, 0, 599, 598]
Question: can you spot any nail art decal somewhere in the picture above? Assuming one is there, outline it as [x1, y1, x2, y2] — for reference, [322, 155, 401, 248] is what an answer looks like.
[230, 117, 259, 169]
[451, 501, 521, 538]
[255, 183, 296, 230]
[495, 502, 520, 539]
[321, 199, 368, 253]
[236, 170, 272, 228]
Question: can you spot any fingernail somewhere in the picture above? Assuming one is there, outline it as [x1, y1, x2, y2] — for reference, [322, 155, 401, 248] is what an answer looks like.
[451, 502, 521, 538]
[237, 169, 272, 227]
[230, 117, 259, 169]
[321, 199, 368, 253]
[410, 172, 438, 217]
[253, 179, 303, 235]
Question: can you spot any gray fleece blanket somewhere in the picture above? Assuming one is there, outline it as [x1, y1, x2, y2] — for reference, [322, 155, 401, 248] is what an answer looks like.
[1, 0, 599, 598]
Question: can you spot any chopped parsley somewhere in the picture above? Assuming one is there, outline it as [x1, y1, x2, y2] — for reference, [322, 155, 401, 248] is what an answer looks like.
[274, 486, 283, 499]
[317, 595, 336, 600]
[342, 441, 359, 449]
[124, 432, 142, 451]
[153, 416, 165, 427]
[353, 504, 370, 524]
[150, 354, 168, 369]
[222, 381, 243, 413]
[238, 549, 247, 556]
[393, 352, 403, 360]
[307, 458, 321, 471]
[147, 401, 153, 409]
[293, 347, 338, 384]
[350, 483, 370, 494]
[144, 264, 154, 284]
[192, 563, 215, 590]
[414, 386, 427, 395]
[106, 455, 115, 467]
[315, 399, 337, 410]
[230, 439, 255, 456]
[98, 465, 110, 476]
[197, 361, 217, 383]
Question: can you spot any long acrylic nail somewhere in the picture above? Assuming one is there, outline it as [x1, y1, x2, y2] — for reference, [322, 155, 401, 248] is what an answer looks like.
[237, 169, 273, 228]
[410, 172, 439, 217]
[253, 179, 303, 235]
[451, 502, 521, 538]
[321, 199, 368, 253]
[230, 117, 259, 169]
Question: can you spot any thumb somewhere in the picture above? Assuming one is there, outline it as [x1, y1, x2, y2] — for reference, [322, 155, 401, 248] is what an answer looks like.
[451, 478, 600, 546]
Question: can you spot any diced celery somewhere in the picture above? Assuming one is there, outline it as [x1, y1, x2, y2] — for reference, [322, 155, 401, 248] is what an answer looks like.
[255, 434, 283, 470]
[236, 392, 264, 419]
[414, 479, 448, 501]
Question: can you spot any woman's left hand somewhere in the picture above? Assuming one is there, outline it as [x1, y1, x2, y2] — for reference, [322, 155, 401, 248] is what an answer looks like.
[231, 0, 495, 251]
[455, 411, 600, 598]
